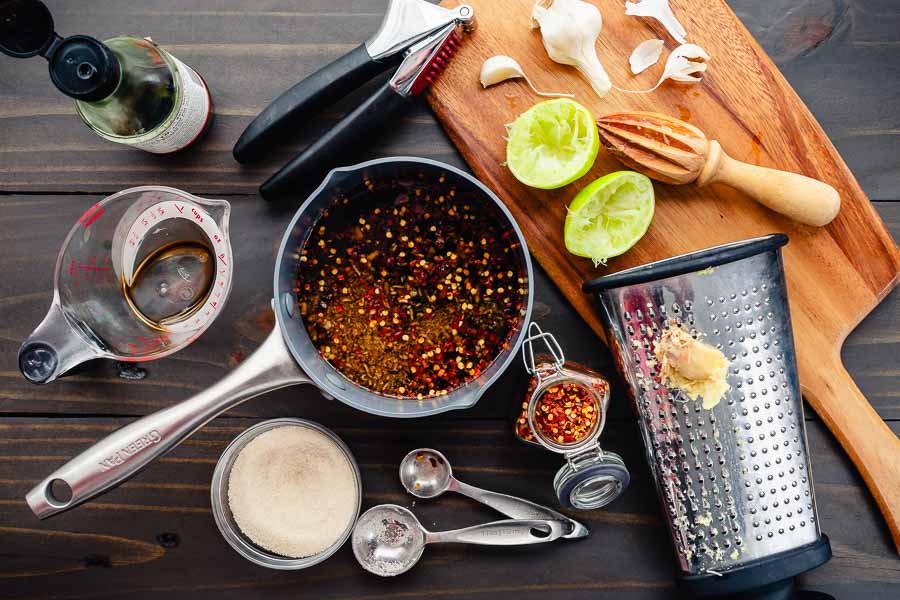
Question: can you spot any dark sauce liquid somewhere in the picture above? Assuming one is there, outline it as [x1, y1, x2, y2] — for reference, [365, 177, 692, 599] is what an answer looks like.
[294, 177, 528, 399]
[125, 241, 214, 327]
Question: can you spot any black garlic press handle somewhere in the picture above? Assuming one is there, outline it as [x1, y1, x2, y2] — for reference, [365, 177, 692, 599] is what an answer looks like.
[233, 44, 395, 163]
[260, 83, 407, 201]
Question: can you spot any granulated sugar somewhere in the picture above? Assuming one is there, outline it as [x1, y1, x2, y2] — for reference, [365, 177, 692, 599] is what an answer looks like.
[227, 425, 358, 558]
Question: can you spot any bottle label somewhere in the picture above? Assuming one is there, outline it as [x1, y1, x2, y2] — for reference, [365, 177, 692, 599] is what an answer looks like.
[130, 55, 211, 153]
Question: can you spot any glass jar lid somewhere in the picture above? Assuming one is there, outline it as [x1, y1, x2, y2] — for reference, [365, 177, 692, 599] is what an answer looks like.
[553, 450, 630, 510]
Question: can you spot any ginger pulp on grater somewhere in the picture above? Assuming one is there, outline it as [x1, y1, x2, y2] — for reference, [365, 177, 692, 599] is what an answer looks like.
[654, 325, 729, 409]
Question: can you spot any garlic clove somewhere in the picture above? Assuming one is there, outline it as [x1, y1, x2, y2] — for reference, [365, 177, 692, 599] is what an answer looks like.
[616, 42, 710, 94]
[661, 43, 709, 85]
[629, 39, 664, 74]
[480, 55, 575, 98]
[480, 55, 525, 87]
[532, 0, 612, 98]
[625, 0, 687, 45]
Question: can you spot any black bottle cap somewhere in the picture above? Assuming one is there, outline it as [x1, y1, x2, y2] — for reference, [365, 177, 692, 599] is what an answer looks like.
[48, 35, 120, 101]
[0, 0, 120, 101]
[0, 0, 56, 57]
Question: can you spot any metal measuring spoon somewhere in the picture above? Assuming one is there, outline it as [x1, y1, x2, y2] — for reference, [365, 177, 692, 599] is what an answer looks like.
[351, 504, 565, 577]
[399, 448, 590, 539]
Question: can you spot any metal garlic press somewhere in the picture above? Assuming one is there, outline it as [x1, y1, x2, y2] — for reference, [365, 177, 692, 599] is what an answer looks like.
[585, 235, 833, 599]
[233, 0, 475, 198]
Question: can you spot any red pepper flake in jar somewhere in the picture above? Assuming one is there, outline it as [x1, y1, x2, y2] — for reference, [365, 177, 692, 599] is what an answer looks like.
[295, 175, 529, 399]
[515, 360, 608, 445]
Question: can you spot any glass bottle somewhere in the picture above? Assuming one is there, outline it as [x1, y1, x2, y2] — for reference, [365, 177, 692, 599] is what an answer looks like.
[0, 0, 212, 153]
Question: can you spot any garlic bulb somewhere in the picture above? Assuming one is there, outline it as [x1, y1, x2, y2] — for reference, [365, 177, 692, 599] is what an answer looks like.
[625, 0, 687, 44]
[531, 0, 611, 98]
[480, 55, 574, 98]
[629, 39, 664, 74]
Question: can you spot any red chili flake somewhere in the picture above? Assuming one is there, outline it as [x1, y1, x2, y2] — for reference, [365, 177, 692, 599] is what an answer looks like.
[516, 365, 607, 445]
[295, 175, 528, 399]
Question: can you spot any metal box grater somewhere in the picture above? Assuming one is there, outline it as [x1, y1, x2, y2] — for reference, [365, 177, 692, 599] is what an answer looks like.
[585, 235, 832, 598]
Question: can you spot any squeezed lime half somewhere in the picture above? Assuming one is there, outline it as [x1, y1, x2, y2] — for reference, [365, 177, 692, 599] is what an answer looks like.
[506, 98, 599, 189]
[564, 171, 655, 266]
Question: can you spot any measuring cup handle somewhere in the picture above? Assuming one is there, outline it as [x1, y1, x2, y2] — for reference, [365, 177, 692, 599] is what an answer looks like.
[427, 519, 565, 546]
[452, 480, 589, 539]
[25, 327, 310, 519]
[19, 299, 104, 384]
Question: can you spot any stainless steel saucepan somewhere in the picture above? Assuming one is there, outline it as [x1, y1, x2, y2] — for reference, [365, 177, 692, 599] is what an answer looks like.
[27, 157, 534, 519]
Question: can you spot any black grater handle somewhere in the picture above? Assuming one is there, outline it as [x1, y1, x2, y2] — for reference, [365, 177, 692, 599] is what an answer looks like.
[233, 44, 398, 163]
[259, 82, 407, 201]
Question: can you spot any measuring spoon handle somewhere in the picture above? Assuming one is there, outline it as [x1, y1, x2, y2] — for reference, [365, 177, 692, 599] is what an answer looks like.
[426, 519, 565, 546]
[452, 479, 590, 539]
[26, 326, 310, 519]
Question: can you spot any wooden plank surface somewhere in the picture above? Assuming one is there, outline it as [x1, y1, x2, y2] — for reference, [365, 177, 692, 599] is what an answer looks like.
[1, 418, 899, 599]
[0, 0, 898, 598]
[0, 0, 896, 200]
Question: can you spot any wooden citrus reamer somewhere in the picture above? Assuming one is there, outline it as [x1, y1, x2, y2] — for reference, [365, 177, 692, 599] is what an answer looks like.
[596, 111, 841, 227]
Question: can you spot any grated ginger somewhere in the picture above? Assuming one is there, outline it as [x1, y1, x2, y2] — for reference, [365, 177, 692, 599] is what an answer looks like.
[654, 325, 729, 409]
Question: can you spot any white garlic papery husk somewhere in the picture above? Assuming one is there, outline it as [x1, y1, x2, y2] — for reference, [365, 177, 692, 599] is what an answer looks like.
[531, 0, 612, 97]
[629, 38, 664, 74]
[617, 43, 709, 93]
[625, 0, 687, 44]
[479, 55, 575, 97]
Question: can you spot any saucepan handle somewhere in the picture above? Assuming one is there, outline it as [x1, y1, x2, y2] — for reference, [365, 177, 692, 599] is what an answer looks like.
[26, 327, 310, 519]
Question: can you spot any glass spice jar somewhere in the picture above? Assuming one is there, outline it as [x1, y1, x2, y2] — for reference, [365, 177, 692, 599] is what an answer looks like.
[516, 323, 630, 510]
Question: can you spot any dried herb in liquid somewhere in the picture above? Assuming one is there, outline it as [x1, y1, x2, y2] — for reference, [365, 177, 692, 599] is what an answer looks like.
[295, 177, 528, 399]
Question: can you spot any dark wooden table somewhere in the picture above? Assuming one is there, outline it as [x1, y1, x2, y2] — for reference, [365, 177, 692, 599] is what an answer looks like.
[1, 1, 898, 598]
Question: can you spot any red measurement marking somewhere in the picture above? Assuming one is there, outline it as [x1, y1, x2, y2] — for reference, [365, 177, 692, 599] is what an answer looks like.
[69, 255, 112, 286]
[175, 204, 185, 213]
[83, 208, 105, 229]
[127, 334, 170, 353]
[77, 202, 101, 224]
[218, 253, 227, 266]
[191, 207, 204, 223]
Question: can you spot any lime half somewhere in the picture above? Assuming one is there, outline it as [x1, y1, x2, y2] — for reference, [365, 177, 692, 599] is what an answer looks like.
[506, 98, 599, 189]
[564, 171, 655, 266]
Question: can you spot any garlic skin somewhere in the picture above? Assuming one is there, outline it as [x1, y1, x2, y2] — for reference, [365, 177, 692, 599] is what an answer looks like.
[531, 0, 612, 98]
[480, 55, 574, 98]
[617, 43, 710, 93]
[625, 0, 687, 44]
[629, 38, 664, 74]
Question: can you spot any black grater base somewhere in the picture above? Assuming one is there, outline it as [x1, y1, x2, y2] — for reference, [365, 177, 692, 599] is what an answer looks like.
[678, 535, 832, 599]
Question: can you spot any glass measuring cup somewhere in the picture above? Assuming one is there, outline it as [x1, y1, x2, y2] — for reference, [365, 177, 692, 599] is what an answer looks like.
[19, 186, 233, 384]
[518, 323, 630, 510]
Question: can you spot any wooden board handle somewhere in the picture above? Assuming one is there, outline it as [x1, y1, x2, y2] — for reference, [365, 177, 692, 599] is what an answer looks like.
[801, 361, 900, 554]
[698, 141, 841, 226]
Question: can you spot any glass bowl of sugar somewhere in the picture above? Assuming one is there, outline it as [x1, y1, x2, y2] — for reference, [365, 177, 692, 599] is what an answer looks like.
[211, 418, 362, 569]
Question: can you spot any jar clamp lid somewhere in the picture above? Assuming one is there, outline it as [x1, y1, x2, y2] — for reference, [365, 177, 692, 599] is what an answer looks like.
[521, 323, 629, 510]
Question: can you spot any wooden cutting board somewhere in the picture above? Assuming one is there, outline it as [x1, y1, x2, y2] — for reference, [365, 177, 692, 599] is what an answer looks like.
[428, 0, 900, 552]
